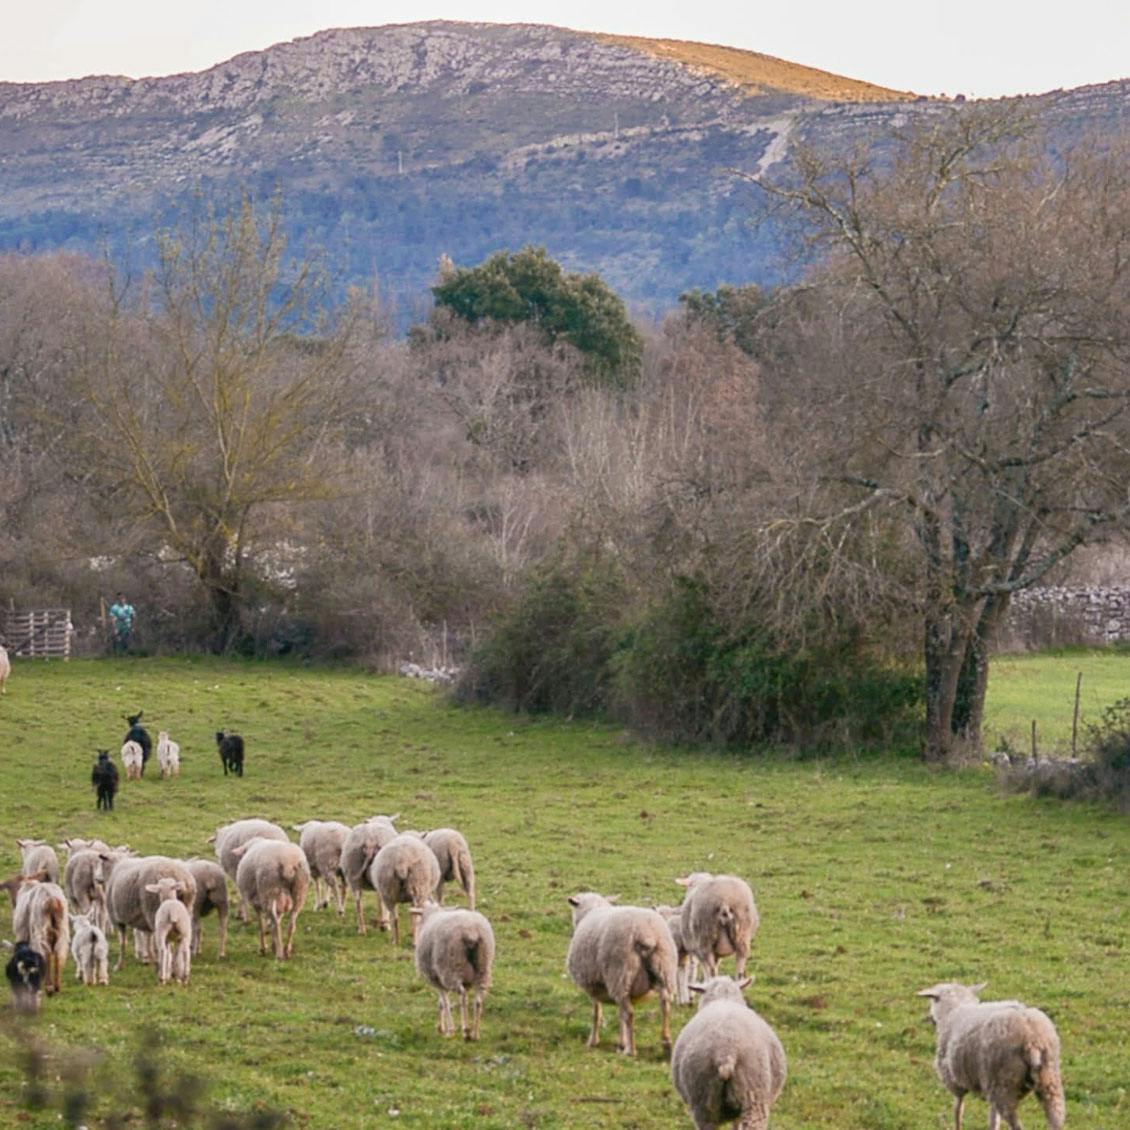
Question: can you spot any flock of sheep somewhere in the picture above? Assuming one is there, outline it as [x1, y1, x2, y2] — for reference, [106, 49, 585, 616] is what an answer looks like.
[2, 719, 1068, 1129]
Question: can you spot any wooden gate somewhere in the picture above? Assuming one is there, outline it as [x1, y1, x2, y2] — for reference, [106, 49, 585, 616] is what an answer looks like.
[5, 608, 73, 659]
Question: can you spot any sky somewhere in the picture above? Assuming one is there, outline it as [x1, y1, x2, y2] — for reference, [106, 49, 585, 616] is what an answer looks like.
[2, 1, 1127, 99]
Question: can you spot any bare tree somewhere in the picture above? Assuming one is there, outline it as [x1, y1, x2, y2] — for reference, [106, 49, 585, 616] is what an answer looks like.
[750, 107, 1130, 759]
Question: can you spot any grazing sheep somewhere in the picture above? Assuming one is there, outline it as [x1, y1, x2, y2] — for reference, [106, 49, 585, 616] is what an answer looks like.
[412, 902, 495, 1040]
[123, 712, 152, 774]
[423, 828, 477, 910]
[145, 878, 193, 986]
[917, 981, 1066, 1130]
[209, 818, 289, 923]
[184, 859, 229, 958]
[91, 750, 120, 808]
[232, 837, 310, 960]
[655, 905, 701, 1007]
[120, 740, 144, 782]
[13, 878, 69, 995]
[156, 731, 181, 778]
[103, 856, 197, 971]
[58, 838, 111, 858]
[16, 839, 60, 886]
[675, 873, 759, 980]
[6, 941, 45, 1013]
[63, 845, 132, 933]
[215, 730, 244, 777]
[293, 821, 351, 914]
[0, 643, 10, 695]
[565, 892, 678, 1057]
[370, 833, 442, 946]
[341, 815, 400, 935]
[69, 912, 110, 986]
[671, 976, 787, 1130]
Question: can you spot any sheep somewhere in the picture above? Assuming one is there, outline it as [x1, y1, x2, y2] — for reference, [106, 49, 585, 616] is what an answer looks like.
[293, 820, 351, 914]
[412, 902, 495, 1040]
[675, 873, 759, 980]
[916, 981, 1066, 1130]
[16, 839, 60, 885]
[184, 858, 229, 957]
[90, 750, 120, 808]
[69, 912, 110, 986]
[0, 643, 10, 694]
[123, 712, 152, 774]
[655, 904, 701, 1007]
[208, 818, 289, 923]
[13, 878, 69, 995]
[565, 892, 678, 1057]
[6, 941, 45, 1012]
[63, 845, 132, 933]
[423, 828, 477, 910]
[232, 836, 310, 960]
[156, 731, 181, 778]
[120, 740, 144, 782]
[216, 730, 244, 777]
[145, 877, 193, 986]
[341, 815, 400, 935]
[103, 856, 197, 971]
[58, 838, 112, 858]
[671, 976, 787, 1130]
[370, 833, 441, 947]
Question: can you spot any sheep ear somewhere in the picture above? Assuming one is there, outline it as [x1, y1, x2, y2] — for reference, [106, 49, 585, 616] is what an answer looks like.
[736, 976, 753, 989]
[388, 813, 401, 823]
[688, 983, 707, 994]
[409, 907, 424, 917]
[970, 981, 988, 995]
[567, 896, 581, 908]
[674, 876, 691, 887]
[606, 894, 620, 904]
[205, 834, 217, 844]
[145, 884, 161, 893]
[916, 987, 942, 999]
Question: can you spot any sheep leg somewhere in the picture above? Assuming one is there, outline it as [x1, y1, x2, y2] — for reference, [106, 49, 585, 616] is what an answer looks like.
[676, 955, 690, 1006]
[458, 986, 470, 1040]
[702, 952, 718, 978]
[255, 910, 269, 956]
[659, 989, 672, 1056]
[616, 998, 635, 1056]
[114, 924, 128, 971]
[470, 987, 485, 1041]
[217, 905, 228, 958]
[270, 898, 285, 960]
[953, 1093, 965, 1130]
[333, 876, 346, 916]
[354, 889, 367, 935]
[734, 946, 749, 979]
[97, 953, 108, 985]
[389, 904, 400, 946]
[282, 907, 298, 958]
[736, 1102, 770, 1130]
[587, 1000, 603, 1047]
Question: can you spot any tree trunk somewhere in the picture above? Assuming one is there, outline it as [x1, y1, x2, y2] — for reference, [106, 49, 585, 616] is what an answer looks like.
[923, 609, 963, 762]
[952, 594, 1011, 751]
[199, 549, 241, 655]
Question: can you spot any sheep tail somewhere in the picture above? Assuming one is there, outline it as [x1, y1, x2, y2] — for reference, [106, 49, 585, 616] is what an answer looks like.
[718, 904, 737, 954]
[1026, 1043, 1065, 1129]
[634, 938, 671, 993]
[717, 1051, 738, 1082]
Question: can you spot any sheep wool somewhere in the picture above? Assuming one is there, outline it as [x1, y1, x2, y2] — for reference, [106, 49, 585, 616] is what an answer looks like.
[370, 833, 441, 946]
[413, 903, 495, 1040]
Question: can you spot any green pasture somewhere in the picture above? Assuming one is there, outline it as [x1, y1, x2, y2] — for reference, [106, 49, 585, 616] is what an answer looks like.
[0, 654, 1127, 1128]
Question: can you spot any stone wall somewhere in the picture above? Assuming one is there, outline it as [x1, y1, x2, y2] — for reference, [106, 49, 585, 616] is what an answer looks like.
[1002, 586, 1130, 649]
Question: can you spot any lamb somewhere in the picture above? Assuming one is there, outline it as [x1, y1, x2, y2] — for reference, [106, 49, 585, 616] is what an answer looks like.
[232, 836, 310, 960]
[123, 712, 152, 774]
[370, 833, 442, 946]
[69, 912, 110, 986]
[675, 873, 759, 980]
[216, 730, 244, 777]
[184, 858, 229, 957]
[916, 981, 1066, 1130]
[423, 828, 477, 910]
[90, 749, 120, 808]
[0, 642, 10, 694]
[340, 815, 400, 935]
[655, 904, 700, 1007]
[103, 855, 197, 970]
[208, 818, 289, 923]
[120, 740, 144, 782]
[63, 844, 133, 933]
[145, 877, 193, 985]
[16, 838, 60, 885]
[6, 941, 45, 1012]
[13, 878, 69, 994]
[565, 892, 678, 1057]
[156, 731, 181, 778]
[293, 820, 351, 914]
[412, 902, 495, 1040]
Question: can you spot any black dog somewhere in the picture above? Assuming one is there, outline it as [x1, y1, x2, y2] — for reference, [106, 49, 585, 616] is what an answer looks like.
[6, 941, 46, 1013]
[216, 731, 244, 777]
[124, 711, 152, 775]
[92, 749, 119, 810]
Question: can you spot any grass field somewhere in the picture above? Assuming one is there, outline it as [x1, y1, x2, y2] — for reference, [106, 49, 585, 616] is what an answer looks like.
[0, 654, 1127, 1128]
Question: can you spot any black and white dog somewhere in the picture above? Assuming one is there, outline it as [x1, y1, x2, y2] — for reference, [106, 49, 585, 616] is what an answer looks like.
[5, 941, 46, 1013]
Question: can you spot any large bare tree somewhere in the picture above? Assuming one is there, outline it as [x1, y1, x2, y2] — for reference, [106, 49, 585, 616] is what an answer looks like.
[751, 107, 1130, 759]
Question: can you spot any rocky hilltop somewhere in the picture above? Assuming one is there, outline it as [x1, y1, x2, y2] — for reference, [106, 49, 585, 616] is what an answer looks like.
[0, 22, 1125, 314]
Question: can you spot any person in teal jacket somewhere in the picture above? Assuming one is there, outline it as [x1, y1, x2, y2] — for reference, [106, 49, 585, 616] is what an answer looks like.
[108, 593, 135, 653]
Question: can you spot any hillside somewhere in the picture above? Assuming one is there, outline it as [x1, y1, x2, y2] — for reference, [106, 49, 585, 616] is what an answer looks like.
[0, 22, 1126, 316]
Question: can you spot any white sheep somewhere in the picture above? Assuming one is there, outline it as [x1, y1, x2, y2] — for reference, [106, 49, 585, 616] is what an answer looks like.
[16, 838, 60, 885]
[13, 878, 70, 995]
[675, 872, 759, 980]
[232, 836, 310, 960]
[69, 912, 110, 986]
[565, 892, 678, 1057]
[917, 981, 1066, 1130]
[370, 833, 441, 946]
[293, 820, 351, 914]
[341, 815, 400, 935]
[120, 739, 144, 781]
[412, 902, 495, 1040]
[208, 818, 290, 923]
[63, 846, 132, 934]
[145, 877, 193, 986]
[0, 643, 10, 694]
[671, 976, 787, 1130]
[423, 828, 477, 909]
[655, 904, 700, 1006]
[156, 731, 181, 778]
[104, 855, 197, 970]
[184, 858, 229, 957]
